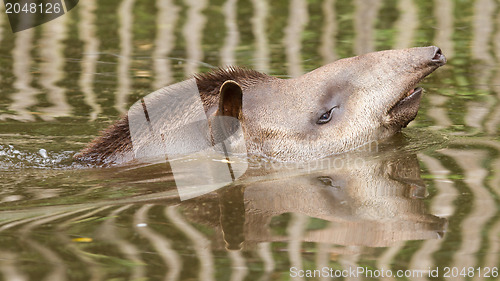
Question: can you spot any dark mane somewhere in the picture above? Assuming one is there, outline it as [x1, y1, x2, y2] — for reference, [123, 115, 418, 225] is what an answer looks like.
[74, 115, 132, 164]
[195, 66, 270, 110]
[75, 66, 270, 165]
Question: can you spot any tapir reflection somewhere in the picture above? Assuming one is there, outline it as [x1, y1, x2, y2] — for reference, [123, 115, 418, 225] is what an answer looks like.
[179, 151, 447, 249]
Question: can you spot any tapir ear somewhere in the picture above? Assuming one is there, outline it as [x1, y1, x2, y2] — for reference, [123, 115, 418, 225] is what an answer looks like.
[218, 80, 243, 118]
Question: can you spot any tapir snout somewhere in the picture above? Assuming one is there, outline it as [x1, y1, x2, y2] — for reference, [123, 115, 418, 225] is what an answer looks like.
[431, 47, 447, 65]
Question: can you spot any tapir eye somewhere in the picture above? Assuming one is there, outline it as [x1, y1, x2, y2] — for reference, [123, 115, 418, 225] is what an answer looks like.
[317, 106, 337, 124]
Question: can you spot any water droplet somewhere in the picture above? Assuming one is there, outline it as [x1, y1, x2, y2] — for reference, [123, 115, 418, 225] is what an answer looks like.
[39, 149, 48, 158]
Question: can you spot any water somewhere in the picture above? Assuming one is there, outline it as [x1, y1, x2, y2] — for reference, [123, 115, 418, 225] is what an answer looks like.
[0, 0, 500, 280]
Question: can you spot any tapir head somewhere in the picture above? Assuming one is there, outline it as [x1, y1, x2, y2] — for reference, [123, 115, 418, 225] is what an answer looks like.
[218, 46, 446, 161]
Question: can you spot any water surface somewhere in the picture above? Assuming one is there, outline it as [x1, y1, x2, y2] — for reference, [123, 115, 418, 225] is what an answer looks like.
[1, 0, 500, 280]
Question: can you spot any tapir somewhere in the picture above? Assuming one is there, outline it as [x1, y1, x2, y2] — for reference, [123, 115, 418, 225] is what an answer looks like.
[75, 46, 446, 164]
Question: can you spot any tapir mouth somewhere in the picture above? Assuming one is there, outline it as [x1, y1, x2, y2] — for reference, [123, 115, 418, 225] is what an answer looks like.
[389, 86, 423, 111]
[397, 87, 423, 108]
[387, 86, 424, 127]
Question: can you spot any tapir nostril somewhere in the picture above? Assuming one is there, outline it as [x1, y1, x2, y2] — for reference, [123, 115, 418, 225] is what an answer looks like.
[432, 48, 442, 60]
[431, 47, 446, 65]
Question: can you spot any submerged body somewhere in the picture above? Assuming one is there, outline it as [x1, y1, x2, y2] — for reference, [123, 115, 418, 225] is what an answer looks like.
[75, 46, 446, 164]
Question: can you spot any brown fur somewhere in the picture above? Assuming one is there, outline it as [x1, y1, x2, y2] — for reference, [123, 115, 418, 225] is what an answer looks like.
[194, 66, 269, 111]
[74, 116, 132, 163]
[74, 67, 270, 164]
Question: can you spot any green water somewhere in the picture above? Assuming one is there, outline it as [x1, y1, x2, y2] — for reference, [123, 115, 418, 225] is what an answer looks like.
[1, 0, 500, 280]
